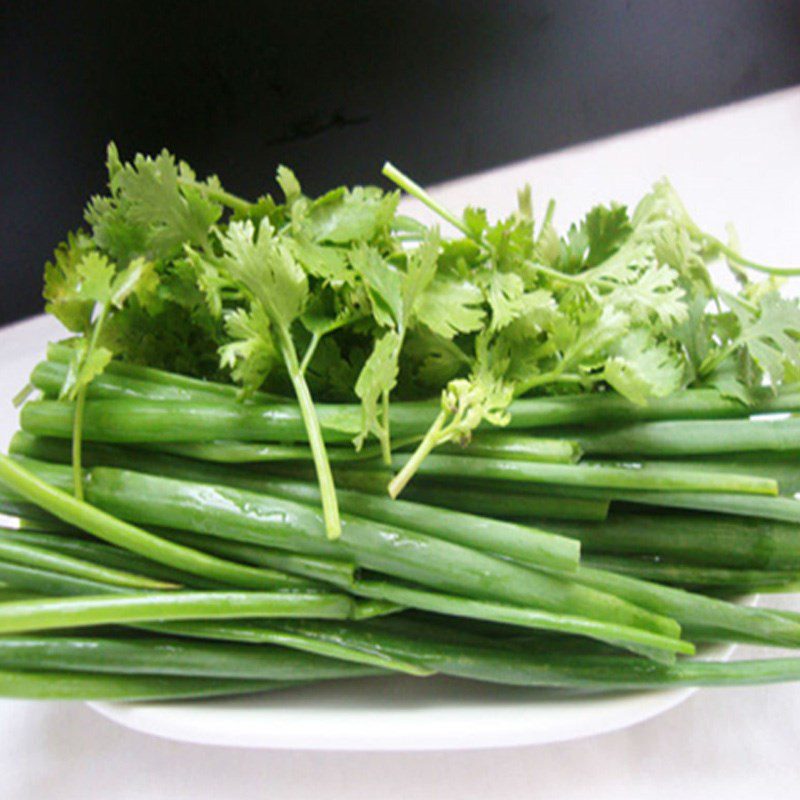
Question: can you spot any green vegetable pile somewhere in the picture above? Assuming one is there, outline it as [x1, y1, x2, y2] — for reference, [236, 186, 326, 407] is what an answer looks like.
[2, 145, 800, 702]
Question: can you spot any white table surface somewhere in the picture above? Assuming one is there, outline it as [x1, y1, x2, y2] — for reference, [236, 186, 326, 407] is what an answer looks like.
[2, 85, 800, 798]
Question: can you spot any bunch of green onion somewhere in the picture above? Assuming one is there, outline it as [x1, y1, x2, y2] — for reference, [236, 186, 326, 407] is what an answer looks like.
[1, 345, 800, 701]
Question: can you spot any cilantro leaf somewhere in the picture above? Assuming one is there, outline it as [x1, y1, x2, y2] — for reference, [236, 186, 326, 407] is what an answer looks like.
[703, 359, 757, 406]
[213, 218, 341, 538]
[86, 143, 221, 263]
[412, 275, 485, 339]
[219, 305, 279, 395]
[481, 271, 526, 332]
[348, 245, 403, 328]
[304, 186, 399, 244]
[401, 231, 440, 320]
[218, 219, 308, 332]
[71, 252, 115, 306]
[724, 290, 800, 386]
[114, 150, 221, 259]
[559, 204, 632, 272]
[43, 232, 97, 333]
[276, 165, 302, 205]
[286, 237, 352, 284]
[354, 330, 402, 450]
[603, 329, 685, 405]
[604, 263, 688, 330]
[401, 327, 470, 391]
[59, 340, 114, 400]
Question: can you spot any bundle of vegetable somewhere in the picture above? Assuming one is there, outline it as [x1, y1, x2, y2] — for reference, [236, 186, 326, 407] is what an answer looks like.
[2, 145, 800, 702]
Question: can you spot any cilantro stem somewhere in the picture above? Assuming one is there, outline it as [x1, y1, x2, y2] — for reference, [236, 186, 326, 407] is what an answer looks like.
[276, 327, 342, 539]
[524, 259, 585, 285]
[697, 232, 800, 277]
[382, 163, 472, 238]
[179, 179, 254, 216]
[12, 383, 35, 409]
[388, 409, 447, 498]
[383, 163, 583, 291]
[299, 332, 321, 375]
[380, 390, 392, 466]
[514, 366, 582, 396]
[697, 343, 738, 378]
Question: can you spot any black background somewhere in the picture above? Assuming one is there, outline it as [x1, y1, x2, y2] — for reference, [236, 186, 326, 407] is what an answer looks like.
[3, 1, 800, 326]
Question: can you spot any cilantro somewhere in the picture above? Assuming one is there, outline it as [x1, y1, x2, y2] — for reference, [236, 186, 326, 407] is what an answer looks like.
[355, 330, 402, 452]
[603, 329, 685, 406]
[303, 186, 399, 244]
[558, 203, 632, 273]
[212, 218, 342, 538]
[43, 232, 98, 333]
[86, 144, 222, 264]
[218, 306, 278, 396]
[700, 288, 800, 390]
[38, 146, 800, 509]
[42, 242, 158, 500]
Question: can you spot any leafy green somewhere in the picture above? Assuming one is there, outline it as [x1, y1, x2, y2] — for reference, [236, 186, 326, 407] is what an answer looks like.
[218, 306, 278, 396]
[43, 233, 101, 333]
[39, 146, 800, 506]
[302, 187, 399, 244]
[558, 203, 632, 273]
[603, 329, 685, 405]
[86, 144, 222, 264]
[355, 330, 402, 451]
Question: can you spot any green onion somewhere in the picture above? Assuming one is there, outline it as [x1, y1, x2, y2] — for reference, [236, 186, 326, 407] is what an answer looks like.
[0, 590, 355, 635]
[0, 454, 334, 590]
[389, 454, 778, 496]
[0, 635, 384, 680]
[0, 669, 294, 701]
[574, 416, 800, 457]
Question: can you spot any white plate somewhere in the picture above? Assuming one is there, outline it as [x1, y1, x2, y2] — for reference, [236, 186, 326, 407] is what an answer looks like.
[0, 314, 736, 749]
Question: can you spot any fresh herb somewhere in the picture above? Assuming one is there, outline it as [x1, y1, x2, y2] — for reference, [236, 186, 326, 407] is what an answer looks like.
[3, 146, 800, 703]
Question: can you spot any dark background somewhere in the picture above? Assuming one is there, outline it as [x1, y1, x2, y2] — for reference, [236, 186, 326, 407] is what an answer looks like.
[3, 1, 800, 326]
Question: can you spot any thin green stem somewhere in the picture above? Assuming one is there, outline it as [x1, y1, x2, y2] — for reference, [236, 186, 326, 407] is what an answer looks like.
[389, 453, 777, 495]
[540, 198, 556, 232]
[178, 178, 254, 216]
[0, 635, 383, 681]
[388, 409, 448, 498]
[0, 536, 177, 591]
[382, 162, 472, 237]
[380, 390, 392, 465]
[704, 233, 800, 276]
[12, 383, 35, 409]
[278, 327, 341, 539]
[576, 416, 800, 457]
[299, 332, 321, 375]
[447, 432, 581, 464]
[514, 366, 573, 396]
[523, 259, 585, 286]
